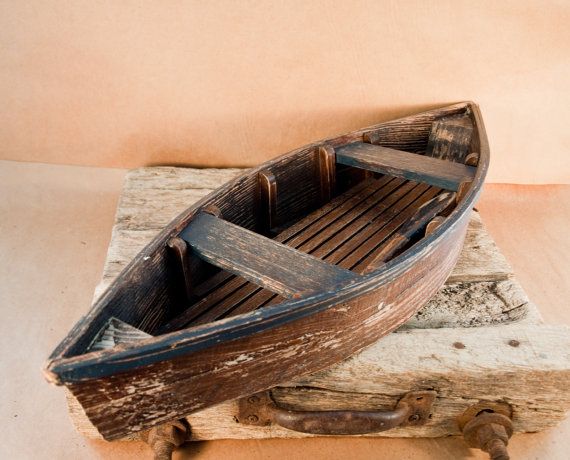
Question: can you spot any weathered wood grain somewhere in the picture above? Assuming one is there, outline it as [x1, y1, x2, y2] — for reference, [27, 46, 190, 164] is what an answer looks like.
[447, 210, 512, 283]
[317, 146, 336, 204]
[257, 170, 277, 234]
[93, 167, 533, 327]
[336, 143, 475, 191]
[403, 279, 542, 330]
[180, 212, 356, 297]
[426, 116, 474, 162]
[363, 192, 456, 272]
[361, 102, 469, 152]
[70, 324, 570, 439]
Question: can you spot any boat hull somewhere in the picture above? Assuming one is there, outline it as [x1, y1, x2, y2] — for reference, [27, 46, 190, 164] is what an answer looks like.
[69, 214, 468, 440]
[45, 101, 488, 440]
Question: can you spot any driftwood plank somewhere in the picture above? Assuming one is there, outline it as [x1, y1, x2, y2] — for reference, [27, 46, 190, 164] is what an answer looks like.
[180, 213, 356, 297]
[446, 211, 512, 283]
[403, 278, 542, 329]
[191, 324, 570, 439]
[336, 143, 475, 191]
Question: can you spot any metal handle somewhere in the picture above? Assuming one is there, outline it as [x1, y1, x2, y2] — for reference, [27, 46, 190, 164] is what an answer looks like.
[238, 390, 436, 435]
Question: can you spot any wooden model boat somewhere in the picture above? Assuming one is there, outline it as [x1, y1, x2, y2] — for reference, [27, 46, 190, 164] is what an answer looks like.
[45, 102, 488, 441]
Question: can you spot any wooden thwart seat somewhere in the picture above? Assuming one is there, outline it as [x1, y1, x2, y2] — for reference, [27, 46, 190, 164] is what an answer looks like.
[335, 142, 475, 191]
[180, 212, 357, 298]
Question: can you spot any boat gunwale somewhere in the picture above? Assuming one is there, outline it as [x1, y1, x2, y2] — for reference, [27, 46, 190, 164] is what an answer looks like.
[45, 101, 488, 385]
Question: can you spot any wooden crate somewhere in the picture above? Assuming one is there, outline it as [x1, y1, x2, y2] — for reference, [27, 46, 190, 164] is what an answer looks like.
[68, 167, 570, 440]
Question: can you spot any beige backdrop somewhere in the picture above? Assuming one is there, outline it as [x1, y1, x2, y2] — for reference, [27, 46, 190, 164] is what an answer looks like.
[1, 0, 569, 183]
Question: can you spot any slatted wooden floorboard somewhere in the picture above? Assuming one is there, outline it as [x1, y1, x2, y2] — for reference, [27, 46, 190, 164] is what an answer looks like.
[164, 176, 445, 332]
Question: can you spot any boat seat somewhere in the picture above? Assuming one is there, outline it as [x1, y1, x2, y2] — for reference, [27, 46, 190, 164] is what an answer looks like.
[160, 175, 450, 333]
[179, 212, 357, 298]
[335, 143, 475, 191]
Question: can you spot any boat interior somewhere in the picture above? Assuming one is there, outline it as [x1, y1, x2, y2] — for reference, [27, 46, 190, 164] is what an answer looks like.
[79, 108, 480, 353]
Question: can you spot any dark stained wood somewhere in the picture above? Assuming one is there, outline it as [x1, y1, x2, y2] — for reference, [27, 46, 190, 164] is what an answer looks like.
[336, 143, 475, 191]
[44, 102, 489, 441]
[317, 145, 336, 204]
[236, 183, 441, 313]
[363, 192, 456, 273]
[187, 177, 398, 325]
[311, 182, 428, 262]
[361, 102, 470, 152]
[426, 115, 473, 162]
[48, 103, 473, 357]
[465, 152, 480, 166]
[293, 177, 401, 254]
[180, 213, 357, 297]
[188, 176, 404, 325]
[170, 180, 442, 328]
[166, 237, 193, 302]
[278, 176, 394, 248]
[159, 179, 381, 333]
[63, 227, 469, 440]
[257, 170, 277, 235]
[199, 178, 413, 320]
[337, 186, 441, 272]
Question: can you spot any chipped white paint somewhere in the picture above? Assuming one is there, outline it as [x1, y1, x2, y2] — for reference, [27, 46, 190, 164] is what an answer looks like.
[224, 353, 255, 367]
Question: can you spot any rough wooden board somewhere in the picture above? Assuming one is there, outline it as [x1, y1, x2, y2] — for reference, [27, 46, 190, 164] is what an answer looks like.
[425, 116, 474, 162]
[336, 143, 475, 191]
[447, 210, 513, 284]
[93, 167, 535, 328]
[402, 278, 542, 329]
[70, 324, 570, 440]
[180, 212, 356, 297]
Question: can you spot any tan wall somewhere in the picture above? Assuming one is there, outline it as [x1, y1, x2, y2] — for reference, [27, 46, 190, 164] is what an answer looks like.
[1, 1, 569, 183]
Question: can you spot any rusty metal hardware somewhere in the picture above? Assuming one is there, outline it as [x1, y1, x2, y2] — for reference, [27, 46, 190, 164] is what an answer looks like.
[458, 403, 514, 460]
[142, 419, 190, 460]
[238, 390, 436, 435]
